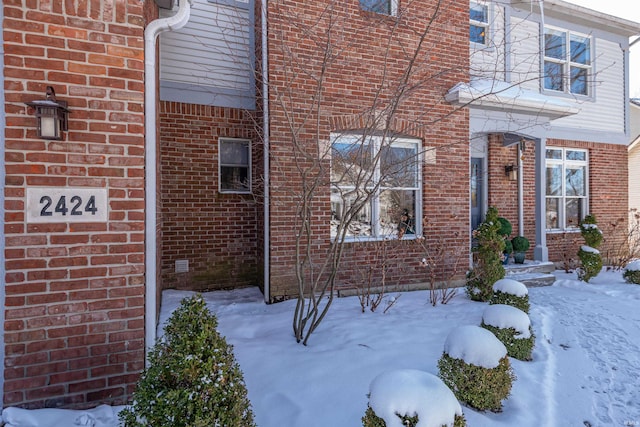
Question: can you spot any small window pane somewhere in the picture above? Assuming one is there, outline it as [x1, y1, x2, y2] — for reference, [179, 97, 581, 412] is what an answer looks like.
[470, 24, 486, 44]
[360, 0, 391, 14]
[570, 67, 588, 95]
[470, 4, 488, 23]
[546, 149, 563, 160]
[331, 188, 372, 238]
[546, 198, 560, 229]
[566, 166, 586, 196]
[544, 62, 564, 91]
[546, 165, 563, 196]
[545, 30, 566, 60]
[379, 190, 416, 237]
[570, 35, 590, 65]
[220, 141, 249, 164]
[566, 150, 586, 161]
[220, 166, 249, 192]
[331, 142, 373, 186]
[380, 144, 418, 188]
[565, 198, 584, 228]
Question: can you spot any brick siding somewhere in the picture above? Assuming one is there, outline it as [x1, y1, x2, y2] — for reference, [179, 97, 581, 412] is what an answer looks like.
[264, 0, 471, 298]
[3, 0, 150, 408]
[158, 102, 261, 291]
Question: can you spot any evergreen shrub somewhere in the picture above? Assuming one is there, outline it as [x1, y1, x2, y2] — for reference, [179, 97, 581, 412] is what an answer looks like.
[623, 260, 640, 284]
[481, 323, 535, 361]
[437, 354, 514, 412]
[120, 294, 256, 427]
[490, 291, 530, 313]
[362, 406, 466, 427]
[577, 215, 603, 282]
[466, 207, 506, 302]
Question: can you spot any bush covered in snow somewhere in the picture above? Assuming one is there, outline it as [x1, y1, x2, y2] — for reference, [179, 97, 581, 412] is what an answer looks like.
[119, 294, 255, 427]
[362, 369, 465, 427]
[577, 215, 603, 282]
[481, 304, 535, 361]
[490, 279, 530, 313]
[437, 326, 515, 412]
[623, 260, 640, 284]
[466, 207, 505, 302]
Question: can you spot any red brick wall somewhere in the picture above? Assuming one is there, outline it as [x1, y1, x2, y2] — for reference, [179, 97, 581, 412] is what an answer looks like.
[158, 102, 260, 291]
[264, 0, 470, 298]
[3, 0, 148, 408]
[487, 135, 628, 265]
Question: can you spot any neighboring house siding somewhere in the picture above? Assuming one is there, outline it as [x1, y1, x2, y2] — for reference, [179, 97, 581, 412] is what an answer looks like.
[2, 0, 149, 407]
[158, 102, 260, 292]
[159, 0, 255, 109]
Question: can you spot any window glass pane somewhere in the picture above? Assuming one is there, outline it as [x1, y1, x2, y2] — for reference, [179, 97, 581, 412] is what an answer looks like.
[380, 144, 418, 188]
[220, 140, 249, 165]
[470, 4, 488, 23]
[570, 66, 588, 95]
[546, 165, 562, 196]
[331, 188, 372, 238]
[546, 198, 560, 229]
[220, 166, 249, 191]
[544, 61, 563, 91]
[470, 24, 486, 44]
[565, 198, 584, 228]
[331, 142, 372, 186]
[545, 30, 566, 60]
[570, 35, 590, 65]
[566, 150, 586, 161]
[566, 165, 585, 196]
[360, 0, 390, 14]
[379, 190, 416, 237]
[546, 149, 562, 159]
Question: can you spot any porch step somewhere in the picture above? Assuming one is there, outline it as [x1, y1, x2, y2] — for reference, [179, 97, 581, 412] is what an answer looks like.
[504, 260, 556, 287]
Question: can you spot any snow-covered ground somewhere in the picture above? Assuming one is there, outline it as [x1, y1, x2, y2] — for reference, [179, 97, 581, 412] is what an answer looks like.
[4, 269, 640, 426]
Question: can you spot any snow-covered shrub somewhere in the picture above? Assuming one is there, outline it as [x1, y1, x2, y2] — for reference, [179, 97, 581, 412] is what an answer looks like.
[466, 207, 505, 302]
[490, 278, 530, 313]
[577, 215, 603, 282]
[362, 369, 466, 427]
[119, 294, 255, 427]
[481, 304, 535, 361]
[623, 260, 640, 284]
[438, 326, 515, 412]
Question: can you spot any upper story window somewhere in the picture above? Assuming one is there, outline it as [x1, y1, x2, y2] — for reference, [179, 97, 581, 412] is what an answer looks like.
[545, 147, 588, 230]
[544, 28, 591, 96]
[219, 138, 251, 194]
[330, 134, 421, 240]
[360, 0, 398, 16]
[470, 2, 489, 45]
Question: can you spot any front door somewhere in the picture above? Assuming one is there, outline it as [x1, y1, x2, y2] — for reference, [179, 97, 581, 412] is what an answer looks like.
[470, 157, 484, 231]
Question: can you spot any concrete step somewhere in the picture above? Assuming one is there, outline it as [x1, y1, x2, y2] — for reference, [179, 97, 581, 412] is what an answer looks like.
[504, 260, 556, 287]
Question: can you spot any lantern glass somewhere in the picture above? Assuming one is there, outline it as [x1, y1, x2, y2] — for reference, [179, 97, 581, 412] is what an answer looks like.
[38, 107, 61, 139]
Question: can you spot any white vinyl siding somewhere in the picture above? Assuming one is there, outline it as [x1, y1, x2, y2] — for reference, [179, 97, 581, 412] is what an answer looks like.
[470, 1, 505, 81]
[159, 0, 254, 109]
[509, 17, 541, 92]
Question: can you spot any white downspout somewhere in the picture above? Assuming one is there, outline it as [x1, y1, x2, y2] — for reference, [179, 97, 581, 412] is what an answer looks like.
[518, 142, 524, 236]
[144, 0, 192, 363]
[261, 0, 271, 303]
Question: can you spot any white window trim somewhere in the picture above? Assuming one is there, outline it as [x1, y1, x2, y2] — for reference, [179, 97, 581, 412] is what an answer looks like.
[470, 1, 490, 47]
[218, 137, 252, 194]
[330, 133, 423, 241]
[545, 147, 589, 231]
[542, 26, 593, 98]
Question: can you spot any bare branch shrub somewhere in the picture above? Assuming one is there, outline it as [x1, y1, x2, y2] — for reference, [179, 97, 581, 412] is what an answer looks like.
[415, 235, 464, 306]
[599, 210, 640, 270]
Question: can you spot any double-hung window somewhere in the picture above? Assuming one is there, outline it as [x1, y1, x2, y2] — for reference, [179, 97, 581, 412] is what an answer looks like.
[470, 2, 489, 45]
[360, 0, 397, 16]
[544, 28, 591, 96]
[330, 134, 421, 239]
[219, 138, 251, 193]
[545, 147, 588, 230]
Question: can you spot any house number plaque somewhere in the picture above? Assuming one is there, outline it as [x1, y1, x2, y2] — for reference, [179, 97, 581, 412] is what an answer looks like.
[26, 188, 108, 223]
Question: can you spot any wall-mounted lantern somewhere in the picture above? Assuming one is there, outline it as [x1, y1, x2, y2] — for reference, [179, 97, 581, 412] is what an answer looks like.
[504, 164, 517, 181]
[25, 86, 69, 140]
